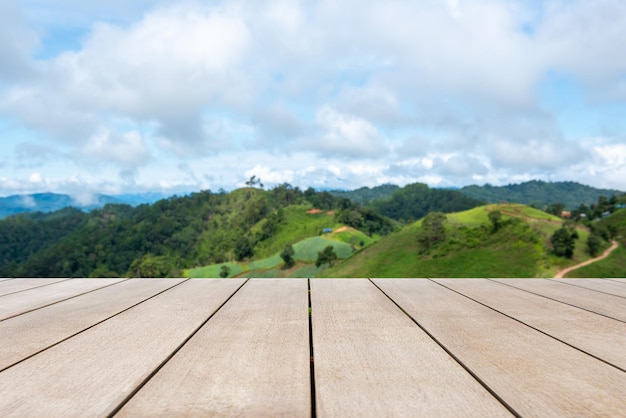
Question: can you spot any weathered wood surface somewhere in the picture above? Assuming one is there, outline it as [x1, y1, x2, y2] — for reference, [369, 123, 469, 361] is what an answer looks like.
[374, 279, 626, 417]
[0, 278, 625, 417]
[311, 279, 511, 417]
[0, 278, 68, 296]
[494, 278, 626, 322]
[436, 278, 626, 371]
[0, 278, 184, 371]
[552, 278, 626, 298]
[0, 279, 245, 417]
[117, 279, 310, 417]
[0, 278, 123, 321]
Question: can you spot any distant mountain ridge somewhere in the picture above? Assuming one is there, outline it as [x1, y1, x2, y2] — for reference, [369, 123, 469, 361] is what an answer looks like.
[459, 180, 624, 209]
[329, 184, 400, 205]
[0, 192, 166, 219]
[1, 180, 622, 220]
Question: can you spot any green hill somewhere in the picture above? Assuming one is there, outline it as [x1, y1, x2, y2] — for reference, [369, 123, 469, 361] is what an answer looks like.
[322, 204, 593, 278]
[329, 184, 400, 205]
[460, 180, 623, 210]
[1, 184, 392, 278]
[187, 235, 356, 278]
[370, 182, 482, 222]
[563, 208, 626, 277]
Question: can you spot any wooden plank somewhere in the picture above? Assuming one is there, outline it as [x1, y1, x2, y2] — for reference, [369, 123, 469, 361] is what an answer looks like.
[0, 278, 68, 297]
[310, 279, 511, 417]
[0, 278, 184, 371]
[436, 279, 626, 371]
[117, 279, 310, 417]
[374, 279, 626, 417]
[552, 278, 626, 298]
[0, 279, 245, 417]
[494, 279, 626, 322]
[0, 278, 123, 321]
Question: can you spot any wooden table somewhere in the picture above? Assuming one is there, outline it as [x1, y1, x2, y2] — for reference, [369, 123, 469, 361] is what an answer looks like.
[1, 278, 625, 417]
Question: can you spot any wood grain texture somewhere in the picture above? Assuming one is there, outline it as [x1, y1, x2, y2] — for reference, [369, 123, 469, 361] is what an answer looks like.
[0, 279, 183, 371]
[494, 278, 626, 322]
[0, 279, 245, 417]
[0, 278, 68, 296]
[436, 278, 626, 371]
[117, 279, 310, 418]
[311, 279, 511, 417]
[374, 279, 626, 417]
[0, 278, 124, 320]
[551, 278, 626, 298]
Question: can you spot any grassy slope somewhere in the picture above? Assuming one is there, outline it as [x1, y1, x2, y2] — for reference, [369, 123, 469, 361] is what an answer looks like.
[322, 204, 590, 278]
[252, 205, 339, 258]
[187, 227, 365, 278]
[565, 208, 626, 277]
[565, 245, 626, 278]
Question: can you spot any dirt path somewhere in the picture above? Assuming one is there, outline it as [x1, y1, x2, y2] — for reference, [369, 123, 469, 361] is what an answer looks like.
[554, 240, 619, 278]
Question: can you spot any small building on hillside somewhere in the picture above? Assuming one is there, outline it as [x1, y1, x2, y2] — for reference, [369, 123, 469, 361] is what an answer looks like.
[323, 228, 332, 233]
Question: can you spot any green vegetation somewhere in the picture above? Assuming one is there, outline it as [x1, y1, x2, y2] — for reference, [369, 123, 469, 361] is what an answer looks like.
[551, 227, 577, 258]
[322, 203, 595, 278]
[564, 207, 626, 277]
[316, 245, 338, 268]
[2, 179, 622, 279]
[371, 183, 482, 222]
[187, 236, 354, 278]
[280, 244, 296, 268]
[565, 245, 626, 278]
[0, 183, 392, 278]
[460, 180, 623, 210]
[329, 184, 400, 205]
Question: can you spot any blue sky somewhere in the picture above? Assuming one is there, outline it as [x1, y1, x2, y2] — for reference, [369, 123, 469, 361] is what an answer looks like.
[1, 0, 626, 198]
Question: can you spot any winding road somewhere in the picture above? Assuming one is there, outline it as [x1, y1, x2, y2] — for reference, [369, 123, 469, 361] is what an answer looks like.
[554, 240, 619, 278]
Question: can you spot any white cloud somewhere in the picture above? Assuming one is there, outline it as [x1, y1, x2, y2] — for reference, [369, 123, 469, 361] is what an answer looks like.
[81, 129, 151, 168]
[29, 172, 44, 183]
[537, 0, 626, 98]
[305, 106, 388, 158]
[2, 0, 626, 194]
[0, 2, 37, 82]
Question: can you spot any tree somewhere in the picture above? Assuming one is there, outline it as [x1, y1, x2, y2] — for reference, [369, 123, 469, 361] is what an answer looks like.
[417, 212, 447, 248]
[551, 227, 575, 258]
[488, 210, 502, 232]
[587, 234, 602, 257]
[280, 244, 296, 268]
[316, 245, 338, 268]
[245, 175, 264, 189]
[546, 203, 565, 217]
[234, 236, 254, 261]
[219, 265, 231, 278]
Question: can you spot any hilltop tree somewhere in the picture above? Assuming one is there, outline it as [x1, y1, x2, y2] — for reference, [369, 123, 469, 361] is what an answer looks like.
[245, 175, 264, 189]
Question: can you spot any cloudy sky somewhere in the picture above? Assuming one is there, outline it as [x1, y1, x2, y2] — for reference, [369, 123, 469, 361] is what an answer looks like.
[1, 0, 626, 197]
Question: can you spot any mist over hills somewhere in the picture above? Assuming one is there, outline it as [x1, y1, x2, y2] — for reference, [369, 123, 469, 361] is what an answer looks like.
[0, 192, 167, 219]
